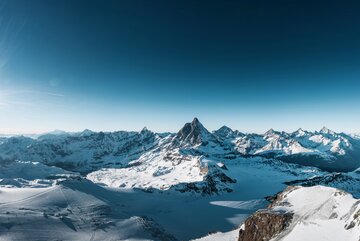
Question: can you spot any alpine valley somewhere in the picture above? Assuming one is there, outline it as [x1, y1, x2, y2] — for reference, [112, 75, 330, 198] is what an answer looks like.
[1, 118, 360, 241]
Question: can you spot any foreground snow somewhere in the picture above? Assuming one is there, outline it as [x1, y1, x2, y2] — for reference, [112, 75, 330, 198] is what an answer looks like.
[197, 185, 360, 241]
[0, 178, 177, 241]
[191, 228, 240, 241]
[234, 185, 360, 241]
[273, 186, 360, 241]
[0, 160, 75, 188]
[0, 157, 316, 240]
[1, 119, 360, 240]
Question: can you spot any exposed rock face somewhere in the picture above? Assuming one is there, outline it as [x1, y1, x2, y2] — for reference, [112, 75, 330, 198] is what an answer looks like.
[238, 186, 360, 241]
[238, 186, 296, 241]
[175, 118, 211, 145]
[174, 167, 236, 195]
[238, 211, 293, 241]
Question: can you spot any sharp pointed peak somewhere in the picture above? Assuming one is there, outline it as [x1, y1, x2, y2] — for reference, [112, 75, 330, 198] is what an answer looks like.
[264, 128, 276, 135]
[192, 117, 199, 122]
[140, 126, 152, 134]
[191, 117, 202, 125]
[175, 117, 211, 145]
[293, 128, 307, 136]
[320, 126, 335, 135]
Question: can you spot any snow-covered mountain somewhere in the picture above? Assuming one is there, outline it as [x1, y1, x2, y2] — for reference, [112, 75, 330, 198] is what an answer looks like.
[0, 118, 359, 193]
[237, 185, 360, 241]
[1, 118, 360, 240]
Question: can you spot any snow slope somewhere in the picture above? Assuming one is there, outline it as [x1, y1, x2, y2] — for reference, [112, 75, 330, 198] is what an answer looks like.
[0, 160, 75, 188]
[271, 186, 360, 241]
[0, 177, 177, 241]
[87, 149, 206, 190]
[197, 185, 360, 241]
[0, 156, 325, 241]
[1, 119, 360, 240]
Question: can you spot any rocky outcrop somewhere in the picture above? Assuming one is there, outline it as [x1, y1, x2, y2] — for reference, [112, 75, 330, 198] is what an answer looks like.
[238, 186, 297, 241]
[174, 166, 236, 195]
[238, 186, 360, 241]
[238, 211, 293, 241]
[175, 118, 212, 145]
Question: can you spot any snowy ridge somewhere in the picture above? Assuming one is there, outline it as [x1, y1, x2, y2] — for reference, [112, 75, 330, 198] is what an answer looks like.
[199, 185, 360, 241]
[0, 118, 360, 193]
[0, 177, 177, 241]
[269, 186, 360, 241]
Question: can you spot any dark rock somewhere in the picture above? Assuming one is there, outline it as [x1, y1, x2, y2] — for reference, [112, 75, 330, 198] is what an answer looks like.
[238, 211, 293, 241]
[238, 186, 297, 241]
[175, 118, 211, 145]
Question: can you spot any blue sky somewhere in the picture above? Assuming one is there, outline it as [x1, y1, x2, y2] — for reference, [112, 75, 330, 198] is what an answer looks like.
[1, 0, 360, 134]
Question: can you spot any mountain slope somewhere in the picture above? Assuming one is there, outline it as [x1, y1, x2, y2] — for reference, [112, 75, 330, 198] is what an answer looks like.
[238, 185, 360, 241]
[0, 118, 360, 193]
[0, 177, 177, 241]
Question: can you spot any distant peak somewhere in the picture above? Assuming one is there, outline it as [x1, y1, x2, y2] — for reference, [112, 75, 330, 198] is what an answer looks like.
[219, 125, 232, 132]
[47, 129, 67, 135]
[189, 117, 206, 130]
[80, 129, 94, 136]
[265, 128, 276, 135]
[140, 127, 152, 134]
[294, 128, 306, 135]
[320, 126, 335, 135]
[175, 118, 210, 145]
[192, 117, 200, 125]
[213, 125, 239, 139]
[214, 125, 233, 135]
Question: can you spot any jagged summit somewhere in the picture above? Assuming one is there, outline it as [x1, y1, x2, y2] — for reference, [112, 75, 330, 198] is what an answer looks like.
[140, 126, 151, 134]
[319, 126, 335, 135]
[264, 128, 278, 136]
[293, 128, 307, 137]
[176, 117, 211, 145]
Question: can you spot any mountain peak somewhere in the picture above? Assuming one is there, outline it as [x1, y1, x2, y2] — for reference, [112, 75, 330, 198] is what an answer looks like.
[219, 125, 232, 131]
[80, 129, 94, 137]
[214, 125, 234, 138]
[294, 128, 307, 136]
[320, 126, 335, 135]
[264, 128, 276, 135]
[47, 129, 67, 135]
[140, 126, 152, 135]
[141, 126, 148, 132]
[192, 117, 200, 124]
[176, 118, 211, 145]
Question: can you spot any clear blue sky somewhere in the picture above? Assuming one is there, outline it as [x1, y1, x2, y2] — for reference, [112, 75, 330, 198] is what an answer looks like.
[1, 0, 360, 134]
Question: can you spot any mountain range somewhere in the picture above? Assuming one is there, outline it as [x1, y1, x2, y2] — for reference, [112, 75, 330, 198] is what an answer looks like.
[1, 118, 360, 240]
